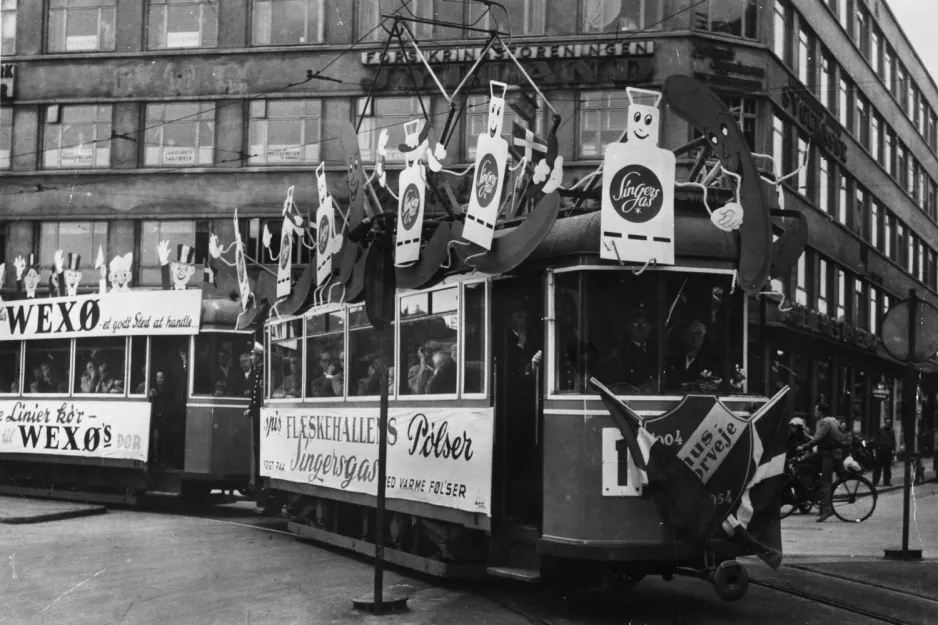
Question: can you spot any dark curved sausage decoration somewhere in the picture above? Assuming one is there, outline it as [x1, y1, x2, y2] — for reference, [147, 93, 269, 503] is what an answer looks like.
[662, 76, 772, 294]
[236, 271, 277, 330]
[340, 121, 367, 234]
[395, 221, 455, 290]
[454, 191, 561, 274]
[769, 209, 809, 279]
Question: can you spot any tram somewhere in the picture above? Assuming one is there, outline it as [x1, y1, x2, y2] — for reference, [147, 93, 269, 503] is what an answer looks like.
[0, 286, 255, 504]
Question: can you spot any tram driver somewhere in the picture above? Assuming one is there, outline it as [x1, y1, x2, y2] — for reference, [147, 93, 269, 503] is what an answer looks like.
[608, 303, 657, 392]
[665, 319, 720, 391]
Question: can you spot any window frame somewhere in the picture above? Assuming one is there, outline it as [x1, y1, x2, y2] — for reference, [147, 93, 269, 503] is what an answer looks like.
[144, 102, 216, 168]
[42, 104, 113, 170]
[583, 0, 663, 34]
[0, 107, 12, 170]
[47, 0, 116, 53]
[248, 98, 322, 166]
[1, 0, 16, 56]
[396, 282, 461, 401]
[147, 0, 218, 50]
[252, 0, 325, 46]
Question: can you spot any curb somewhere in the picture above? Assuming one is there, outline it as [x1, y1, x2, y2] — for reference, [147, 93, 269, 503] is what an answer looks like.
[0, 506, 107, 525]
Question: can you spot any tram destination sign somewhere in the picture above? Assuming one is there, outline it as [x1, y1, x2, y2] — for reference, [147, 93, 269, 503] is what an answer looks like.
[260, 405, 494, 516]
[0, 289, 202, 341]
[0, 399, 151, 463]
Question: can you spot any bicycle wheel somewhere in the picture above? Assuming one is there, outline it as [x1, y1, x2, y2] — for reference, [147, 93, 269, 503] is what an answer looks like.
[831, 475, 877, 523]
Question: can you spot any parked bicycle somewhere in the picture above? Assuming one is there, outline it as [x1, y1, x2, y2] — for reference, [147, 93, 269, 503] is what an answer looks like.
[780, 437, 878, 523]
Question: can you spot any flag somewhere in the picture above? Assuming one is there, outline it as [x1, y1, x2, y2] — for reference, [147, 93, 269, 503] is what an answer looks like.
[510, 121, 547, 164]
[203, 257, 216, 286]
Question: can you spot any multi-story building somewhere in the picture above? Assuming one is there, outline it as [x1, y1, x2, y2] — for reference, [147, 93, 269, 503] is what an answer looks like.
[1, 0, 935, 448]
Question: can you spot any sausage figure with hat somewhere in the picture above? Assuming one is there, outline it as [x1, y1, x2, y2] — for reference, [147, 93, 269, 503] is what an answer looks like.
[159, 240, 196, 290]
[13, 253, 43, 299]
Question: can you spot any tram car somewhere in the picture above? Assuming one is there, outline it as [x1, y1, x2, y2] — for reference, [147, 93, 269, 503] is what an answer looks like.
[0, 263, 256, 504]
[251, 72, 806, 601]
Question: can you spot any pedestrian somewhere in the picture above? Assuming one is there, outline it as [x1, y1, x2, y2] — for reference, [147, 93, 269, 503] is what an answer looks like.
[798, 403, 848, 523]
[872, 419, 896, 487]
[786, 417, 811, 458]
[244, 342, 264, 489]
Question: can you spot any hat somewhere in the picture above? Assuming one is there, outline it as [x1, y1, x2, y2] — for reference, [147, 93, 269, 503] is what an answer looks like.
[625, 303, 650, 320]
[26, 253, 40, 272]
[176, 244, 195, 265]
[67, 253, 81, 271]
[686, 319, 707, 334]
[789, 417, 805, 428]
[253, 341, 264, 354]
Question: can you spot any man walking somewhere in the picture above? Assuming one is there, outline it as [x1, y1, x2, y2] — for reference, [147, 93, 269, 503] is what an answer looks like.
[798, 403, 847, 523]
[873, 419, 896, 487]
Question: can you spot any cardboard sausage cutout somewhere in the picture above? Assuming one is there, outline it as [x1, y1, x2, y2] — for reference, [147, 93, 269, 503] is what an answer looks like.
[395, 119, 428, 266]
[315, 162, 337, 286]
[232, 209, 251, 310]
[662, 75, 772, 293]
[601, 87, 675, 265]
[463, 81, 509, 250]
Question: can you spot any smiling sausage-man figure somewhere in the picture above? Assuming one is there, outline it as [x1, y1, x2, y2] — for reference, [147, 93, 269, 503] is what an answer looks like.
[159, 240, 196, 290]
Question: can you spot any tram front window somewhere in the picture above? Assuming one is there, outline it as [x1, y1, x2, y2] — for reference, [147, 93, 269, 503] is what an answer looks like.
[194, 333, 254, 397]
[25, 339, 71, 394]
[75, 337, 126, 394]
[463, 282, 486, 394]
[399, 287, 458, 396]
[270, 320, 303, 399]
[553, 270, 744, 395]
[306, 309, 345, 398]
[0, 343, 20, 393]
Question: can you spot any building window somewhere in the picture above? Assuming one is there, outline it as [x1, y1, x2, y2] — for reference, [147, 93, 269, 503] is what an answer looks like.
[886, 129, 896, 178]
[0, 107, 11, 169]
[837, 169, 849, 227]
[43, 104, 111, 169]
[817, 257, 829, 315]
[584, 0, 662, 33]
[148, 0, 217, 49]
[466, 94, 537, 161]
[144, 103, 215, 167]
[854, 184, 867, 240]
[854, 278, 867, 329]
[727, 97, 756, 151]
[929, 179, 937, 222]
[906, 81, 915, 120]
[871, 113, 881, 163]
[930, 250, 938, 291]
[870, 200, 881, 250]
[796, 134, 810, 197]
[139, 220, 206, 286]
[360, 0, 433, 40]
[818, 154, 831, 214]
[854, 4, 869, 56]
[885, 212, 894, 260]
[820, 50, 834, 107]
[471, 0, 544, 36]
[795, 251, 807, 305]
[773, 0, 791, 65]
[930, 111, 937, 152]
[248, 99, 321, 165]
[897, 64, 908, 110]
[835, 0, 848, 30]
[897, 143, 908, 192]
[357, 97, 423, 163]
[871, 26, 881, 76]
[39, 222, 108, 287]
[694, 0, 757, 39]
[896, 223, 908, 269]
[1, 0, 15, 55]
[797, 25, 814, 87]
[918, 95, 927, 136]
[579, 90, 629, 159]
[48, 0, 116, 52]
[856, 95, 869, 147]
[838, 76, 850, 129]
[884, 46, 895, 94]
[253, 0, 323, 45]
[835, 268, 846, 322]
[772, 113, 788, 176]
[869, 285, 879, 333]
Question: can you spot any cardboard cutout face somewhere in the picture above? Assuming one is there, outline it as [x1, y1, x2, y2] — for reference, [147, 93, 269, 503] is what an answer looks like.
[109, 253, 133, 292]
[487, 83, 507, 138]
[170, 261, 195, 289]
[65, 270, 82, 296]
[628, 104, 659, 143]
[23, 268, 41, 297]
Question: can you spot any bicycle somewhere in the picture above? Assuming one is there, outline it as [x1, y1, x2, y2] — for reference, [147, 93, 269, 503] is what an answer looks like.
[780, 451, 878, 523]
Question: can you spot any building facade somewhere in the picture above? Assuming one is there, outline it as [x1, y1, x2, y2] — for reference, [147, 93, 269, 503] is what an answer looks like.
[1, 0, 936, 446]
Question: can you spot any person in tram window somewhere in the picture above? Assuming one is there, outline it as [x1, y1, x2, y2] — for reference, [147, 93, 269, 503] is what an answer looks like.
[665, 319, 720, 392]
[28, 362, 47, 393]
[215, 348, 241, 396]
[797, 402, 848, 523]
[872, 419, 896, 487]
[408, 341, 442, 395]
[40, 359, 68, 393]
[94, 354, 124, 394]
[357, 357, 382, 396]
[79, 358, 100, 393]
[309, 348, 343, 397]
[237, 352, 255, 397]
[273, 356, 302, 398]
[149, 370, 175, 467]
[426, 349, 457, 395]
[134, 365, 147, 394]
[166, 343, 189, 404]
[614, 303, 657, 392]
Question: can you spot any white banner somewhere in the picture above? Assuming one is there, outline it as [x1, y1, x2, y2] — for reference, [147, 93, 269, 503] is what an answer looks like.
[0, 289, 202, 341]
[0, 399, 151, 463]
[260, 406, 494, 516]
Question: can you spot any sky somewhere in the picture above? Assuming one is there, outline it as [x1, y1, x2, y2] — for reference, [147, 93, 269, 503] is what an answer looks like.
[886, 0, 938, 88]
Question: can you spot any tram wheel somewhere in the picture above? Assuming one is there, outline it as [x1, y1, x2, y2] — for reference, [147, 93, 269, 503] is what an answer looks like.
[388, 513, 413, 550]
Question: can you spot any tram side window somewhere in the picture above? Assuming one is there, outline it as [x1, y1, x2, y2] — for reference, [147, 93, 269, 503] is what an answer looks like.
[0, 343, 21, 393]
[25, 339, 71, 394]
[306, 310, 345, 398]
[149, 336, 190, 402]
[463, 282, 486, 394]
[553, 271, 660, 395]
[129, 337, 147, 395]
[399, 287, 458, 396]
[194, 333, 254, 397]
[348, 305, 393, 397]
[74, 337, 126, 394]
[663, 273, 743, 394]
[270, 320, 303, 399]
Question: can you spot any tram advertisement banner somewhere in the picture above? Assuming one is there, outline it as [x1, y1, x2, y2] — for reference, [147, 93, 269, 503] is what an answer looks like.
[0, 289, 202, 341]
[259, 406, 494, 516]
[0, 399, 151, 463]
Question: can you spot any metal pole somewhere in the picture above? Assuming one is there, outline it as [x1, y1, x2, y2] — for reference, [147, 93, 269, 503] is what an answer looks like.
[903, 288, 917, 555]
[373, 326, 391, 613]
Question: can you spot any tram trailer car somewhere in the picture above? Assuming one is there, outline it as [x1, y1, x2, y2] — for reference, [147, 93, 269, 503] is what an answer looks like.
[0, 291, 254, 505]
[258, 219, 791, 602]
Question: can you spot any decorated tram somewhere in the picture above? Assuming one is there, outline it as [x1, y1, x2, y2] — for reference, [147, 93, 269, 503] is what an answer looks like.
[237, 22, 808, 601]
[0, 243, 256, 504]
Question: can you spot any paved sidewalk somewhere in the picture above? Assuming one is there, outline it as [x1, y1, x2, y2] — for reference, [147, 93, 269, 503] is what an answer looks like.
[0, 496, 106, 524]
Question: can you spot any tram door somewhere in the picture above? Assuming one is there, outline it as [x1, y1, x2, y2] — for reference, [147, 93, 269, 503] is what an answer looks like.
[492, 277, 544, 528]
